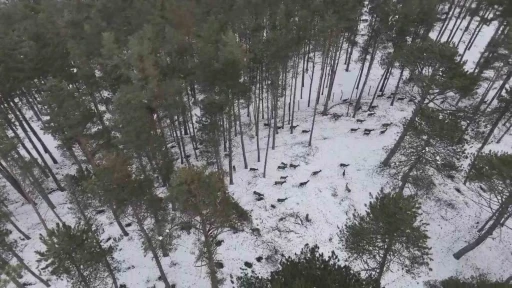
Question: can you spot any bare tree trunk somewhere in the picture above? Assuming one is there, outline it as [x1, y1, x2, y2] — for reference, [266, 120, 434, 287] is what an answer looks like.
[353, 41, 378, 118]
[2, 104, 63, 190]
[382, 91, 429, 166]
[272, 74, 279, 150]
[255, 69, 262, 162]
[170, 121, 184, 165]
[290, 57, 299, 131]
[176, 116, 190, 166]
[7, 216, 31, 240]
[228, 100, 234, 185]
[282, 64, 288, 127]
[0, 255, 24, 288]
[308, 51, 317, 107]
[455, 0, 479, 48]
[446, 0, 471, 44]
[108, 202, 129, 237]
[9, 248, 51, 287]
[133, 208, 172, 288]
[464, 99, 512, 183]
[309, 43, 329, 147]
[322, 35, 344, 115]
[263, 73, 275, 178]
[237, 96, 248, 169]
[437, 0, 459, 42]
[187, 90, 199, 160]
[390, 66, 405, 106]
[453, 197, 510, 259]
[375, 239, 393, 287]
[71, 257, 92, 288]
[221, 115, 228, 153]
[200, 219, 220, 288]
[10, 99, 59, 164]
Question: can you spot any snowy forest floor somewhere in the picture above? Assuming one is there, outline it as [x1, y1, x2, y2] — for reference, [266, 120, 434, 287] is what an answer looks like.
[4, 18, 512, 288]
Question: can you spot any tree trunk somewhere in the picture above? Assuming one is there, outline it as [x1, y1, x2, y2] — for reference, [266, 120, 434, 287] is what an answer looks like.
[200, 220, 220, 288]
[497, 120, 512, 143]
[437, 0, 459, 42]
[2, 103, 63, 190]
[263, 74, 275, 178]
[382, 91, 429, 166]
[353, 41, 378, 118]
[455, 0, 479, 48]
[322, 36, 344, 115]
[65, 144, 84, 174]
[222, 116, 227, 153]
[464, 99, 512, 183]
[0, 161, 29, 202]
[170, 121, 184, 165]
[228, 99, 234, 185]
[398, 153, 424, 194]
[272, 72, 279, 150]
[71, 257, 92, 288]
[309, 43, 329, 147]
[186, 90, 199, 160]
[453, 197, 510, 259]
[390, 66, 405, 106]
[290, 57, 299, 131]
[133, 208, 172, 288]
[483, 71, 512, 112]
[7, 216, 31, 240]
[0, 255, 24, 288]
[9, 248, 51, 287]
[375, 239, 393, 287]
[308, 51, 316, 107]
[176, 116, 190, 166]
[10, 99, 59, 164]
[282, 64, 288, 127]
[446, 0, 471, 44]
[368, 67, 388, 108]
[108, 202, 129, 236]
[237, 96, 248, 169]
[255, 70, 261, 162]
[436, 0, 456, 41]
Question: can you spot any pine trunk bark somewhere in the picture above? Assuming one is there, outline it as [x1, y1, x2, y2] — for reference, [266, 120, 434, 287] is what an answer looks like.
[464, 99, 512, 183]
[10, 99, 58, 164]
[200, 220, 220, 288]
[133, 208, 172, 288]
[108, 202, 129, 236]
[176, 116, 190, 167]
[453, 196, 510, 259]
[0, 255, 24, 288]
[71, 257, 92, 288]
[382, 90, 429, 166]
[9, 248, 51, 287]
[309, 42, 329, 147]
[353, 41, 378, 118]
[228, 99, 234, 185]
[307, 51, 317, 107]
[237, 96, 248, 169]
[375, 239, 393, 287]
[7, 216, 31, 240]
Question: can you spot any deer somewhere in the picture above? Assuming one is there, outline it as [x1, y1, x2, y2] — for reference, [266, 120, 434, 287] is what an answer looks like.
[342, 170, 346, 177]
[368, 112, 376, 116]
[379, 128, 388, 135]
[298, 180, 310, 187]
[356, 119, 365, 123]
[274, 180, 286, 186]
[249, 168, 259, 171]
[311, 170, 322, 176]
[396, 97, 406, 101]
[253, 191, 264, 197]
[339, 163, 350, 168]
[280, 162, 288, 168]
[277, 165, 287, 170]
[345, 183, 351, 193]
[301, 129, 310, 133]
[381, 122, 392, 128]
[280, 176, 289, 180]
[290, 125, 299, 130]
[342, 99, 349, 103]
[363, 130, 372, 136]
[277, 197, 289, 203]
[289, 163, 300, 169]
[349, 128, 360, 132]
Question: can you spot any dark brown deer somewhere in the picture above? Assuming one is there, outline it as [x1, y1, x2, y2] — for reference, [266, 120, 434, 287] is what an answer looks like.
[379, 128, 388, 135]
[349, 128, 360, 132]
[277, 197, 289, 203]
[301, 129, 310, 133]
[280, 176, 288, 180]
[289, 163, 300, 169]
[381, 123, 392, 128]
[249, 168, 259, 171]
[356, 119, 365, 123]
[299, 180, 310, 187]
[339, 163, 350, 168]
[311, 170, 322, 176]
[277, 165, 287, 170]
[253, 191, 264, 197]
[274, 180, 286, 186]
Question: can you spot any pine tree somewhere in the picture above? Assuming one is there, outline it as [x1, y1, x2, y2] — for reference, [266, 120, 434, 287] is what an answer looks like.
[390, 107, 466, 194]
[171, 166, 250, 288]
[339, 191, 432, 287]
[37, 223, 117, 288]
[453, 152, 512, 260]
[238, 244, 370, 288]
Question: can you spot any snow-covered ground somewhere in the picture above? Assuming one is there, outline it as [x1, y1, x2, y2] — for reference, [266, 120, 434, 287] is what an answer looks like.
[4, 14, 511, 288]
